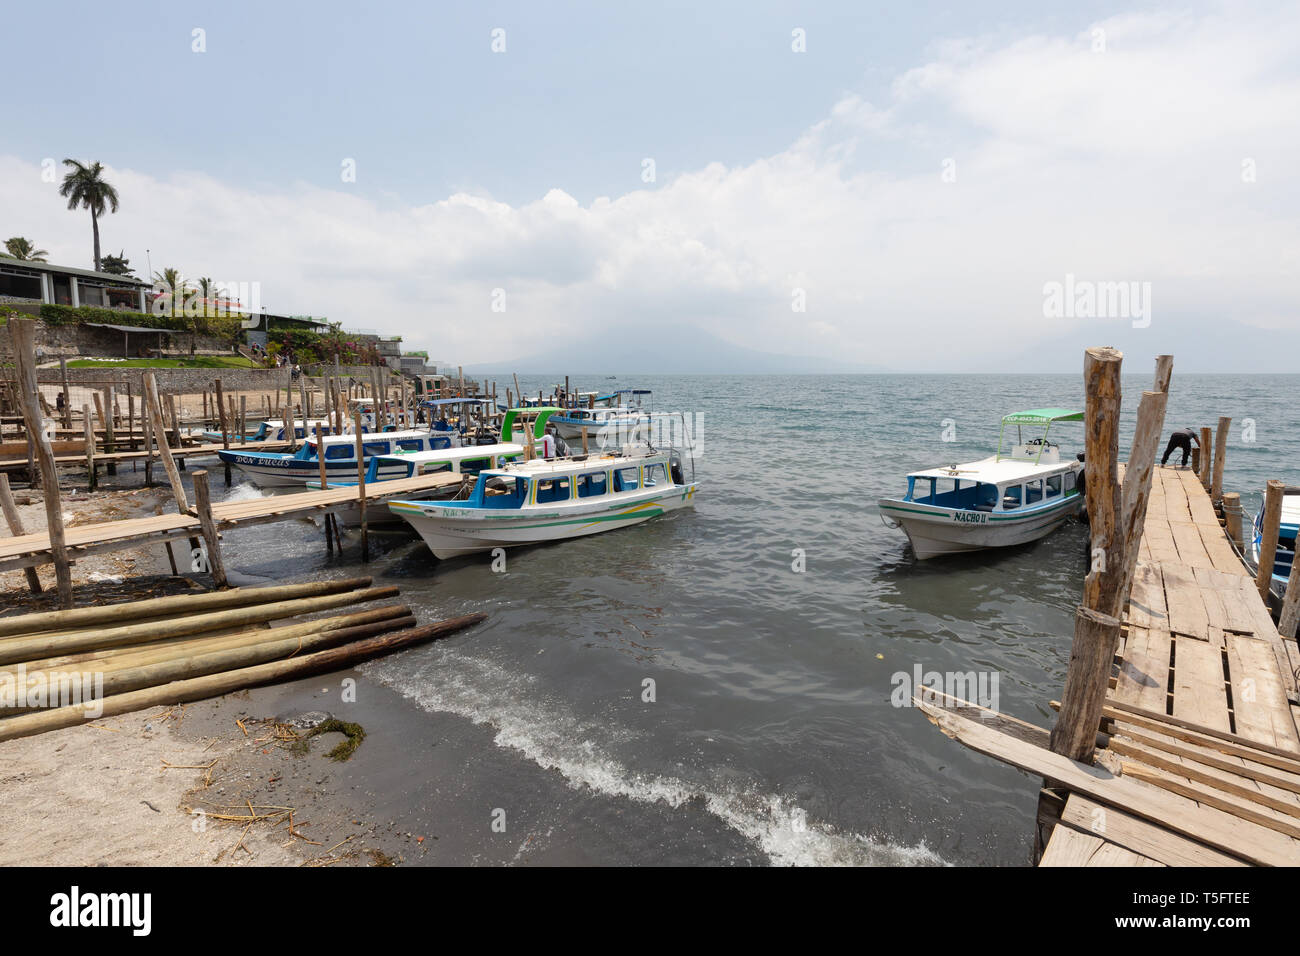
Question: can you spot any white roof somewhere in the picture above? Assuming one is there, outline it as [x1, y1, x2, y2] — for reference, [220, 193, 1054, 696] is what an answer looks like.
[375, 443, 523, 464]
[483, 451, 665, 479]
[908, 455, 1074, 484]
[311, 429, 431, 446]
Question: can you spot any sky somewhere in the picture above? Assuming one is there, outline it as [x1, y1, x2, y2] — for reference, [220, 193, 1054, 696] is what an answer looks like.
[2, 0, 1298, 371]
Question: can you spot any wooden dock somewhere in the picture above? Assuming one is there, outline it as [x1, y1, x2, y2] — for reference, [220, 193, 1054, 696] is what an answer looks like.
[0, 471, 462, 574]
[919, 348, 1300, 867]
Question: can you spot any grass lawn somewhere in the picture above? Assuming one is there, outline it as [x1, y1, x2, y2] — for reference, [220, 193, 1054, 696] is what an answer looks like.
[67, 356, 262, 369]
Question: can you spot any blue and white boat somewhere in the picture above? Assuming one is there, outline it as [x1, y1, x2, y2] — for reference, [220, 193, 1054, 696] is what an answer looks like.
[218, 429, 457, 489]
[878, 409, 1085, 559]
[1249, 487, 1299, 611]
[308, 442, 525, 526]
[549, 389, 654, 442]
[388, 444, 697, 559]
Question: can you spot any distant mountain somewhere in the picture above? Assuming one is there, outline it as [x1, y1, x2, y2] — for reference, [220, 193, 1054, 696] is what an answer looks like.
[1000, 316, 1299, 374]
[462, 324, 882, 375]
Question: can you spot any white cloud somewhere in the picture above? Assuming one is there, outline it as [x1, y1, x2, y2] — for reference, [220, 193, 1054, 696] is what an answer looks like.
[3, 3, 1297, 370]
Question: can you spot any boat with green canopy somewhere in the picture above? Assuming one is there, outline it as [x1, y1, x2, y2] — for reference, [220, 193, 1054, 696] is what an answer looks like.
[878, 408, 1085, 559]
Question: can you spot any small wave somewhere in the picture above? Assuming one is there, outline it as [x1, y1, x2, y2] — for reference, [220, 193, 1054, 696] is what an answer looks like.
[219, 481, 272, 503]
[363, 651, 946, 867]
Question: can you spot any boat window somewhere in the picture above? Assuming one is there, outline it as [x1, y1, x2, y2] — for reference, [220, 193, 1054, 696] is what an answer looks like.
[1065, 472, 1076, 493]
[1025, 479, 1044, 505]
[363, 442, 390, 457]
[460, 457, 490, 473]
[1045, 475, 1062, 498]
[535, 478, 571, 504]
[975, 483, 998, 512]
[614, 467, 640, 492]
[1002, 485, 1023, 510]
[577, 472, 607, 498]
[325, 445, 352, 460]
[397, 440, 423, 452]
[643, 463, 666, 487]
[420, 462, 453, 474]
[431, 436, 453, 449]
[481, 476, 526, 509]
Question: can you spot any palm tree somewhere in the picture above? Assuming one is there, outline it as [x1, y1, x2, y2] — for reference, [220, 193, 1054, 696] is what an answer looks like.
[2, 237, 49, 261]
[152, 267, 186, 316]
[58, 160, 120, 272]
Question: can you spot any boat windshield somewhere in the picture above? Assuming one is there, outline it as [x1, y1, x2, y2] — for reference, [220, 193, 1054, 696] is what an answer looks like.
[477, 474, 527, 509]
[906, 476, 999, 511]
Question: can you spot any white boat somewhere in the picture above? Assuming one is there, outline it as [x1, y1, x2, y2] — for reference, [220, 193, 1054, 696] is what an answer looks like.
[1247, 486, 1299, 612]
[389, 445, 698, 559]
[218, 429, 457, 489]
[308, 442, 525, 526]
[878, 409, 1085, 560]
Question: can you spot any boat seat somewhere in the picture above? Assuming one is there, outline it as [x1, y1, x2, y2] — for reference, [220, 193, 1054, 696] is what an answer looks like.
[973, 503, 995, 512]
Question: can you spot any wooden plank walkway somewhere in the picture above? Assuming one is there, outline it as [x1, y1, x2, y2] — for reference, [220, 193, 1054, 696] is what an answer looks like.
[0, 437, 294, 470]
[1052, 465, 1300, 865]
[0, 472, 462, 573]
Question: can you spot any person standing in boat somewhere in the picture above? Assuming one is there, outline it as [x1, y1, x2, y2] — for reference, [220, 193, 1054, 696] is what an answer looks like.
[540, 423, 568, 459]
[1161, 427, 1200, 467]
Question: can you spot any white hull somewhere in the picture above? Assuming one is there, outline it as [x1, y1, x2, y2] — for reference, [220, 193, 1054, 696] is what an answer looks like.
[392, 483, 697, 559]
[879, 495, 1081, 560]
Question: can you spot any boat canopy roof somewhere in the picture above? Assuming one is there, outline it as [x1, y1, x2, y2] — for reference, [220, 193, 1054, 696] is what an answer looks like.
[374, 443, 523, 465]
[310, 429, 431, 446]
[907, 456, 1074, 483]
[421, 397, 496, 408]
[500, 406, 560, 441]
[1001, 408, 1084, 425]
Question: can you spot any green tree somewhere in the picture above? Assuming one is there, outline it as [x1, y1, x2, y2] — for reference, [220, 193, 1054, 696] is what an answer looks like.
[99, 250, 135, 276]
[58, 159, 120, 272]
[2, 237, 49, 261]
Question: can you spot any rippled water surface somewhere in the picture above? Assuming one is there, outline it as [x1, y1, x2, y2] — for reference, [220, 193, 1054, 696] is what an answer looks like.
[212, 373, 1299, 865]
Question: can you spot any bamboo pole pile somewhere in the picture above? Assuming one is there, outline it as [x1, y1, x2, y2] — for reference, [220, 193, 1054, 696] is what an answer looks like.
[0, 576, 486, 741]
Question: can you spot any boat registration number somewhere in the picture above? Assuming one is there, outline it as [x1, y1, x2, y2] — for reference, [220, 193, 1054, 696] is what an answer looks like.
[952, 512, 988, 524]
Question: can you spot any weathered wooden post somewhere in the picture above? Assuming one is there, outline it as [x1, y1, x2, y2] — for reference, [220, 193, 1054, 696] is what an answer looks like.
[102, 386, 117, 475]
[1222, 492, 1245, 550]
[8, 319, 73, 607]
[1191, 446, 1201, 474]
[1279, 557, 1300, 640]
[191, 469, 229, 589]
[1212, 416, 1230, 507]
[82, 404, 97, 492]
[143, 373, 191, 516]
[1199, 426, 1213, 492]
[1256, 480, 1285, 603]
[1050, 349, 1171, 763]
[353, 410, 368, 561]
[0, 473, 43, 595]
[59, 357, 71, 429]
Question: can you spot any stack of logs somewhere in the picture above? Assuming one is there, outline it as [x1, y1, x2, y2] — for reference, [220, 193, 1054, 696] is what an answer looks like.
[0, 577, 484, 742]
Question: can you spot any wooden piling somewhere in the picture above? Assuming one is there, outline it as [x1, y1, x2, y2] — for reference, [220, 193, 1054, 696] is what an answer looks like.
[1199, 426, 1213, 492]
[0, 473, 43, 595]
[82, 404, 96, 492]
[354, 410, 368, 562]
[1256, 480, 1285, 603]
[191, 469, 229, 589]
[58, 357, 71, 429]
[143, 372, 190, 515]
[1212, 416, 1231, 507]
[1051, 348, 1169, 763]
[7, 319, 73, 607]
[1222, 492, 1244, 550]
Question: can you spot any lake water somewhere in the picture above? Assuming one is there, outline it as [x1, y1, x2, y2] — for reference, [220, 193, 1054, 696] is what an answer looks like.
[208, 372, 1299, 865]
